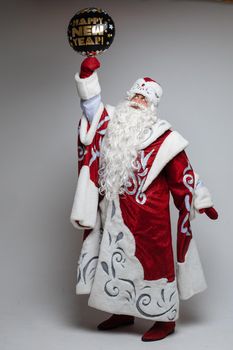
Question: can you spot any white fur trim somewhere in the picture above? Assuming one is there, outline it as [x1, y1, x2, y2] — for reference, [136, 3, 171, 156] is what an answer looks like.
[176, 239, 207, 300]
[87, 197, 179, 321]
[194, 186, 213, 209]
[193, 173, 214, 210]
[105, 104, 115, 119]
[79, 102, 104, 146]
[76, 212, 102, 294]
[142, 131, 189, 192]
[75, 71, 101, 100]
[140, 119, 171, 150]
[70, 165, 99, 229]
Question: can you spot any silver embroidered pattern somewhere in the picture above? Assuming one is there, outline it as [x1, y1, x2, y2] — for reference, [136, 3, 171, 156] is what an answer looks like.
[77, 252, 99, 286]
[78, 145, 87, 161]
[97, 115, 110, 131]
[183, 163, 194, 193]
[181, 162, 194, 235]
[89, 115, 110, 167]
[99, 200, 178, 319]
[124, 149, 154, 205]
[89, 142, 101, 167]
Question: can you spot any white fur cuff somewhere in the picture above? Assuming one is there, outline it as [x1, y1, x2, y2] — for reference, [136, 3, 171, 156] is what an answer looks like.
[194, 186, 214, 210]
[142, 131, 189, 192]
[75, 71, 101, 100]
[193, 173, 214, 210]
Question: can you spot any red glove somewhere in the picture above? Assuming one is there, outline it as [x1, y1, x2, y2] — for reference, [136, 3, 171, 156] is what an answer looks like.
[79, 57, 100, 78]
[199, 207, 218, 220]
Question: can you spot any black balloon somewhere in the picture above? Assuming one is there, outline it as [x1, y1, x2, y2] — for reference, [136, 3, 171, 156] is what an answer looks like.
[67, 7, 115, 56]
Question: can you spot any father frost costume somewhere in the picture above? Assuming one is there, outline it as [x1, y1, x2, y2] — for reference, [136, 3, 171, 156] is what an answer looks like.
[70, 58, 216, 325]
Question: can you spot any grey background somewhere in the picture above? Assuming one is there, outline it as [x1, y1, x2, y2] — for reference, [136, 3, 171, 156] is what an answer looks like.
[0, 0, 232, 349]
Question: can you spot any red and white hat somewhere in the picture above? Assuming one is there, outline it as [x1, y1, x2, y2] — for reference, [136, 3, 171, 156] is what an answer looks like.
[127, 77, 163, 107]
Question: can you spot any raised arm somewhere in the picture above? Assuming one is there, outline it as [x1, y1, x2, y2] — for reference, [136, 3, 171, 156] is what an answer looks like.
[76, 56, 102, 124]
[70, 57, 110, 230]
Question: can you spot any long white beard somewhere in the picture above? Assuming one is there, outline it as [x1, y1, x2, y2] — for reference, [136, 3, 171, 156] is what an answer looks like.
[98, 100, 157, 200]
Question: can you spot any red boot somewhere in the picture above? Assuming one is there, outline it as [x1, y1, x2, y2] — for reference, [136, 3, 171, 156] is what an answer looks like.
[97, 314, 135, 330]
[141, 321, 175, 341]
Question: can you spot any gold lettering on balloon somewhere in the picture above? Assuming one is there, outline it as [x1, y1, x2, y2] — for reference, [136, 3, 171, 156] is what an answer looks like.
[72, 25, 105, 37]
[71, 17, 107, 47]
[72, 17, 104, 26]
[78, 18, 87, 25]
[86, 37, 94, 45]
[77, 37, 85, 45]
[72, 27, 82, 36]
[87, 17, 103, 25]
[83, 25, 92, 36]
[95, 36, 104, 44]
[76, 36, 104, 46]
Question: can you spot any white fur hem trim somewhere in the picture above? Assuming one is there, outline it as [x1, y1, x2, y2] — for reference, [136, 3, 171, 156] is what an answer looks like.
[70, 166, 99, 229]
[142, 131, 189, 192]
[75, 71, 101, 100]
[76, 213, 102, 294]
[177, 239, 207, 300]
[87, 197, 179, 321]
[79, 102, 104, 146]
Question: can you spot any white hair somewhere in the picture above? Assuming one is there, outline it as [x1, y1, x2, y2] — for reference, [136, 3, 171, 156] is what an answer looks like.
[98, 99, 158, 200]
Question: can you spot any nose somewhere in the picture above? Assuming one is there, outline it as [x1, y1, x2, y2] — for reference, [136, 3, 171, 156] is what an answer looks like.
[131, 94, 147, 107]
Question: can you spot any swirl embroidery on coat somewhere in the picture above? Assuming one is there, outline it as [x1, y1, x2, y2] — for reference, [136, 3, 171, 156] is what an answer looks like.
[124, 149, 154, 205]
[99, 201, 178, 320]
[89, 115, 110, 167]
[78, 145, 87, 161]
[181, 162, 194, 236]
[100, 231, 177, 319]
[77, 253, 99, 286]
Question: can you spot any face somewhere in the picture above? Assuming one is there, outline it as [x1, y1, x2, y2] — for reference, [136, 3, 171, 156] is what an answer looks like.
[130, 93, 148, 109]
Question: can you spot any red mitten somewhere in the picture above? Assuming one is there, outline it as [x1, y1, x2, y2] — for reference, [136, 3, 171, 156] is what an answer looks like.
[80, 56, 100, 78]
[199, 207, 218, 220]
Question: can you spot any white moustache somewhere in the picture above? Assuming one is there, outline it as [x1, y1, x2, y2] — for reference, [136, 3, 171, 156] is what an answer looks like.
[129, 100, 147, 111]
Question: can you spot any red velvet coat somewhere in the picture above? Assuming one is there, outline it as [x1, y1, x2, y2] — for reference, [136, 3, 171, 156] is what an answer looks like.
[70, 104, 208, 321]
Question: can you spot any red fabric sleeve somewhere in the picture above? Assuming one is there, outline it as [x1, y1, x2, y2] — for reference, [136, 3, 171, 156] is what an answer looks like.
[164, 150, 195, 263]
